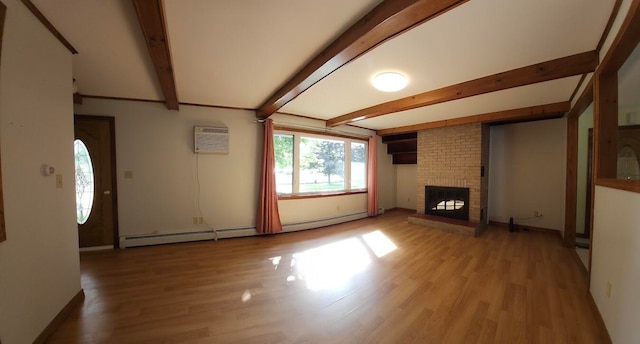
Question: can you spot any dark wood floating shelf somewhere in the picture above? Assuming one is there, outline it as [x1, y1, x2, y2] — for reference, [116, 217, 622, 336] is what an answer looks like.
[382, 132, 418, 165]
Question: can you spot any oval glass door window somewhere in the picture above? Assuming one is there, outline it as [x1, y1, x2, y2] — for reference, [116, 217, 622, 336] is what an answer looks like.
[74, 139, 95, 224]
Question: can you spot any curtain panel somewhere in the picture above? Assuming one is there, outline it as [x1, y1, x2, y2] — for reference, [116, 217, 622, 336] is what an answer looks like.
[256, 119, 283, 234]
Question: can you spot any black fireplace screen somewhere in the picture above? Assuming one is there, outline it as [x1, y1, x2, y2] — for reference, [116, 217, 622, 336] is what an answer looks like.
[425, 186, 470, 221]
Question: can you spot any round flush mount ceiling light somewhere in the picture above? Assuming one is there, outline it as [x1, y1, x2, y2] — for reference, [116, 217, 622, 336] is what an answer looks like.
[371, 72, 408, 92]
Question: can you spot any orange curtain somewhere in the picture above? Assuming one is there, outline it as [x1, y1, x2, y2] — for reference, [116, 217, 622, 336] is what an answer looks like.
[256, 119, 283, 234]
[367, 135, 378, 217]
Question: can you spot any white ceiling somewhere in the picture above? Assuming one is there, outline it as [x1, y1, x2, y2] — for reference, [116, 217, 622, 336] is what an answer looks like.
[32, 0, 163, 100]
[32, 0, 618, 132]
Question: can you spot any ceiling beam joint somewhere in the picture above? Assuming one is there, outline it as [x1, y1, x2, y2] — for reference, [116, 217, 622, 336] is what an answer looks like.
[256, 0, 470, 119]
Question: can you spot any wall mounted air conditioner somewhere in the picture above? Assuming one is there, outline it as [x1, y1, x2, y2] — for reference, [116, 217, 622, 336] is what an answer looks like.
[194, 126, 229, 154]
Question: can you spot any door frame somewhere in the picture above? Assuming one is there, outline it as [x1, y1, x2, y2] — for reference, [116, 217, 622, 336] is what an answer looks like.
[576, 129, 593, 240]
[74, 114, 120, 248]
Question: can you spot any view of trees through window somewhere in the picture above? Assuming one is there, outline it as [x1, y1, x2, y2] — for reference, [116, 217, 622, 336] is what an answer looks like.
[351, 142, 366, 189]
[274, 134, 294, 193]
[274, 132, 367, 194]
[300, 137, 345, 192]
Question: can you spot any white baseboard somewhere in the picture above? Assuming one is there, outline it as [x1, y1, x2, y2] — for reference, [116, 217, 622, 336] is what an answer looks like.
[120, 230, 217, 248]
[282, 212, 368, 232]
[79, 245, 114, 252]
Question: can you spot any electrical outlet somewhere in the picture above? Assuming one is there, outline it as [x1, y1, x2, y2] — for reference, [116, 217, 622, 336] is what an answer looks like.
[606, 281, 612, 298]
[55, 174, 63, 188]
[193, 217, 198, 224]
[198, 217, 204, 224]
[124, 170, 133, 179]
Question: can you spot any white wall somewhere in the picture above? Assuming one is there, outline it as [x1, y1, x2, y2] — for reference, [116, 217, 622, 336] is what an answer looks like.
[590, 2, 640, 342]
[0, 0, 80, 342]
[73, 100, 388, 238]
[377, 136, 397, 211]
[576, 105, 594, 234]
[591, 186, 640, 343]
[488, 118, 567, 232]
[76, 99, 261, 235]
[396, 164, 417, 210]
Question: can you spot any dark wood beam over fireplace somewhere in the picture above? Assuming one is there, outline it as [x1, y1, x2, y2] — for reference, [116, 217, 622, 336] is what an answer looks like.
[328, 51, 597, 127]
[377, 101, 570, 136]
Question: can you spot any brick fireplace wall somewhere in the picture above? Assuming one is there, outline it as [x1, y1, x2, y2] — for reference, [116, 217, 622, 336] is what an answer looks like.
[416, 123, 490, 224]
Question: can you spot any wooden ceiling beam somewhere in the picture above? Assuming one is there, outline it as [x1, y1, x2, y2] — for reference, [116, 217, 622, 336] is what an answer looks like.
[567, 77, 594, 119]
[376, 101, 571, 136]
[256, 0, 470, 119]
[132, 0, 179, 110]
[20, 0, 78, 54]
[328, 50, 598, 127]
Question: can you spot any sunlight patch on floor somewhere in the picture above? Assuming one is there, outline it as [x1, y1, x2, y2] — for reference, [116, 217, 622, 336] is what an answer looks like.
[362, 230, 398, 258]
[263, 230, 400, 292]
[294, 237, 370, 291]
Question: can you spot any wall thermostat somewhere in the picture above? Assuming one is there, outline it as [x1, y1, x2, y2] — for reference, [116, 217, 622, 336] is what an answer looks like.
[41, 164, 55, 176]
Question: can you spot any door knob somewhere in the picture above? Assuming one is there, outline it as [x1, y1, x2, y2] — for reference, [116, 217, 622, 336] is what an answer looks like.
[104, 190, 111, 195]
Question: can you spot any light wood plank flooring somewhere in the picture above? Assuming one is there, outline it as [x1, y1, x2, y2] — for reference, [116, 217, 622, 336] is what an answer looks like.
[47, 210, 608, 343]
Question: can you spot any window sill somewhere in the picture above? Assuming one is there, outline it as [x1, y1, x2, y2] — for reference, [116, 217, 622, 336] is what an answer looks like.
[278, 190, 367, 200]
[595, 178, 640, 193]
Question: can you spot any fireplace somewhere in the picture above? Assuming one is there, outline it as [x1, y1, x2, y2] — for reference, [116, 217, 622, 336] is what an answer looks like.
[424, 186, 470, 221]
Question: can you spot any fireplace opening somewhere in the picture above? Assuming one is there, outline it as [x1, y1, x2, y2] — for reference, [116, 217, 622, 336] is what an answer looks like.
[425, 186, 470, 221]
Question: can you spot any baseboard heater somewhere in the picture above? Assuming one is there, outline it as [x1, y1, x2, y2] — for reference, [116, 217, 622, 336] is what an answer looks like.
[120, 230, 218, 248]
[282, 211, 369, 232]
[120, 208, 383, 248]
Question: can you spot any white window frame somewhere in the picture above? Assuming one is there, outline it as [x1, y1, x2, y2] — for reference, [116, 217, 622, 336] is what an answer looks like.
[274, 129, 368, 197]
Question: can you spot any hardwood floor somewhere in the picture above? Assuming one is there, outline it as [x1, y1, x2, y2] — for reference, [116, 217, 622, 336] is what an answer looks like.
[47, 210, 608, 343]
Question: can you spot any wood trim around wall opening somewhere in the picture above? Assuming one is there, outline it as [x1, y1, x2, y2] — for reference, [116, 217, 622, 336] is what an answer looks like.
[0, 0, 6, 243]
[593, 0, 640, 192]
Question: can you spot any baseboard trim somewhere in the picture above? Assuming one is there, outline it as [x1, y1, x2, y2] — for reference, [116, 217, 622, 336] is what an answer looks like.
[489, 220, 562, 236]
[570, 247, 589, 277]
[389, 207, 416, 213]
[79, 245, 113, 252]
[282, 212, 368, 232]
[33, 289, 85, 344]
[587, 290, 612, 344]
[119, 211, 373, 248]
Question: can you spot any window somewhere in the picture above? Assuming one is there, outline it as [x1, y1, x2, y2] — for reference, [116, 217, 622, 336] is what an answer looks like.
[274, 134, 293, 193]
[274, 130, 367, 195]
[351, 142, 366, 189]
[74, 139, 95, 224]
